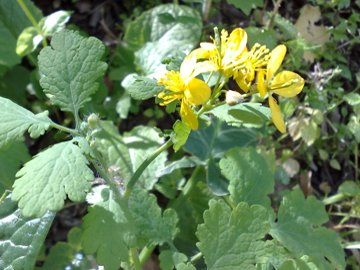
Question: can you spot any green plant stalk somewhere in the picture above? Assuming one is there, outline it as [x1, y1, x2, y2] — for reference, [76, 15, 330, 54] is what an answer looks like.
[190, 251, 203, 263]
[323, 193, 347, 205]
[139, 244, 155, 266]
[267, 0, 283, 30]
[130, 248, 142, 270]
[124, 139, 173, 199]
[355, 143, 358, 182]
[50, 121, 80, 136]
[16, 0, 47, 47]
[202, 0, 212, 22]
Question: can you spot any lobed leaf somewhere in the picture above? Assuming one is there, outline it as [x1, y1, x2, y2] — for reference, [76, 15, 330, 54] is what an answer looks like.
[196, 200, 270, 270]
[128, 187, 178, 245]
[219, 147, 274, 207]
[12, 141, 93, 217]
[0, 194, 55, 270]
[270, 189, 346, 269]
[38, 30, 107, 114]
[0, 97, 51, 149]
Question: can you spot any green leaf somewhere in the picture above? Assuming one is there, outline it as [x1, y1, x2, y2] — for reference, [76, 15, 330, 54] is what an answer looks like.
[246, 27, 277, 49]
[344, 92, 360, 107]
[38, 30, 107, 114]
[156, 156, 202, 178]
[94, 122, 167, 189]
[159, 250, 187, 270]
[0, 66, 30, 105]
[39, 10, 71, 36]
[220, 147, 274, 207]
[196, 200, 270, 270]
[184, 119, 257, 161]
[207, 157, 229, 196]
[0, 194, 55, 270]
[81, 194, 131, 270]
[124, 4, 202, 76]
[0, 142, 30, 195]
[12, 141, 93, 217]
[270, 189, 346, 269]
[129, 187, 178, 245]
[15, 26, 42, 57]
[211, 103, 271, 127]
[123, 74, 163, 100]
[172, 120, 191, 152]
[176, 262, 196, 270]
[227, 0, 264, 15]
[0, 0, 42, 69]
[273, 14, 298, 40]
[0, 97, 51, 149]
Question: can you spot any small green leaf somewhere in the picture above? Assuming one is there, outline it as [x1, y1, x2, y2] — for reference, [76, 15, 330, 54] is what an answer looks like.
[172, 120, 191, 152]
[81, 195, 131, 270]
[270, 189, 345, 269]
[159, 250, 187, 270]
[0, 194, 55, 270]
[227, 0, 263, 15]
[129, 187, 178, 245]
[344, 92, 360, 107]
[274, 14, 298, 39]
[16, 26, 42, 56]
[123, 74, 163, 100]
[0, 142, 30, 195]
[40, 10, 71, 36]
[246, 27, 277, 49]
[338, 181, 360, 197]
[0, 0, 42, 69]
[329, 159, 341, 170]
[38, 30, 107, 114]
[12, 141, 93, 217]
[220, 147, 274, 207]
[196, 200, 270, 269]
[176, 262, 196, 270]
[0, 97, 51, 149]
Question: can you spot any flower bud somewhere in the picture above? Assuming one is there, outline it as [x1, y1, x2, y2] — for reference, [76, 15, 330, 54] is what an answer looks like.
[225, 90, 243, 105]
[87, 113, 100, 129]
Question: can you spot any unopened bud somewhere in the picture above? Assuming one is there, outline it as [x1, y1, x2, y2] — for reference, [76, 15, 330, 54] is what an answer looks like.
[225, 90, 243, 105]
[87, 113, 100, 129]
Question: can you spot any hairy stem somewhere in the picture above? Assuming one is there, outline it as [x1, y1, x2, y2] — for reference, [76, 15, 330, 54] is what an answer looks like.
[50, 121, 80, 136]
[130, 248, 142, 270]
[124, 139, 173, 199]
[267, 0, 282, 30]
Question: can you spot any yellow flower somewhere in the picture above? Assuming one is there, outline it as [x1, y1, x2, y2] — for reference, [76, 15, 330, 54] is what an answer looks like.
[191, 28, 248, 77]
[233, 43, 270, 92]
[257, 45, 305, 133]
[158, 55, 211, 130]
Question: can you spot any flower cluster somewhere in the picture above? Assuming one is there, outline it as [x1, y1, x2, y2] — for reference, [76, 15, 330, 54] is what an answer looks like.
[157, 27, 304, 133]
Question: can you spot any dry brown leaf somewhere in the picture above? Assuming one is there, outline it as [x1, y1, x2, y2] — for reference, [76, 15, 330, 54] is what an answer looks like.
[295, 4, 330, 62]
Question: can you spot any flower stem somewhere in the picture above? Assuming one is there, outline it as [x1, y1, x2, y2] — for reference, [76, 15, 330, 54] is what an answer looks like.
[190, 251, 203, 263]
[16, 0, 47, 47]
[130, 248, 142, 270]
[50, 121, 80, 136]
[124, 139, 173, 199]
[139, 245, 155, 266]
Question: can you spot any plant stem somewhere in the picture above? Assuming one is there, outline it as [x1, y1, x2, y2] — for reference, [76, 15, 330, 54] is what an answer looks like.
[202, 0, 212, 23]
[16, 0, 47, 47]
[50, 121, 80, 136]
[323, 193, 347, 205]
[267, 0, 282, 30]
[139, 245, 155, 266]
[355, 143, 358, 182]
[124, 139, 173, 199]
[130, 248, 142, 270]
[190, 251, 203, 263]
[169, 166, 203, 209]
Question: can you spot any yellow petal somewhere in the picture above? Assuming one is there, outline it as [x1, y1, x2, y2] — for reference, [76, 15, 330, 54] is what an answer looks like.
[191, 47, 212, 59]
[184, 78, 211, 105]
[223, 28, 247, 60]
[270, 71, 305, 97]
[234, 75, 250, 92]
[257, 70, 267, 98]
[192, 61, 217, 78]
[267, 44, 286, 80]
[180, 54, 197, 81]
[269, 95, 286, 133]
[180, 100, 198, 130]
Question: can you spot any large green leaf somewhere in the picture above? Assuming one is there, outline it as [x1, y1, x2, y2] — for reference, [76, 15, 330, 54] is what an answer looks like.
[219, 147, 274, 207]
[81, 192, 132, 270]
[124, 4, 202, 76]
[0, 97, 51, 149]
[0, 194, 55, 270]
[0, 0, 42, 70]
[94, 122, 167, 189]
[38, 30, 107, 114]
[196, 200, 271, 270]
[0, 142, 30, 195]
[184, 119, 257, 161]
[12, 141, 93, 217]
[128, 187, 178, 245]
[270, 189, 346, 270]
